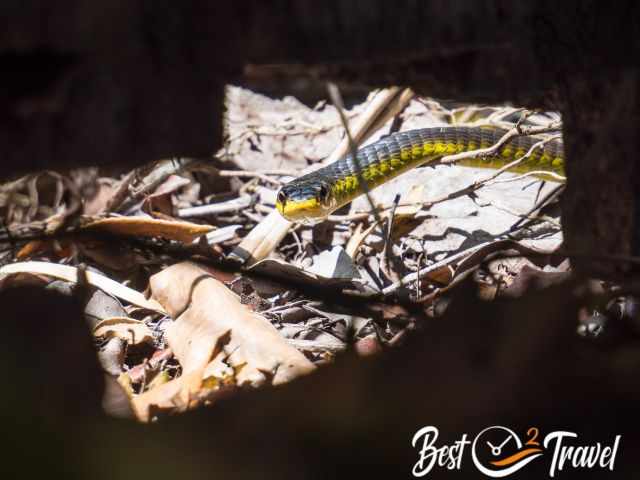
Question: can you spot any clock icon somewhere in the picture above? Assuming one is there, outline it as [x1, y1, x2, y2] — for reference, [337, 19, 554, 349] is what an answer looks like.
[472, 426, 543, 478]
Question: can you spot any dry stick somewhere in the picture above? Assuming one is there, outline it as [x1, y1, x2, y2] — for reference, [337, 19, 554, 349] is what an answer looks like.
[103, 170, 137, 213]
[490, 170, 566, 183]
[327, 83, 383, 225]
[321, 86, 405, 165]
[481, 199, 562, 228]
[217, 170, 291, 187]
[379, 194, 401, 282]
[382, 241, 490, 296]
[218, 169, 296, 176]
[178, 195, 253, 218]
[26, 175, 39, 220]
[507, 183, 566, 233]
[439, 122, 561, 166]
[328, 85, 415, 283]
[108, 158, 201, 213]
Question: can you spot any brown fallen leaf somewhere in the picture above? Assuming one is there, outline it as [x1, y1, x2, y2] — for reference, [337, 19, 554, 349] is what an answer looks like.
[93, 317, 154, 346]
[16, 238, 76, 261]
[151, 261, 315, 381]
[16, 239, 49, 260]
[132, 261, 316, 421]
[131, 368, 207, 422]
[81, 217, 213, 243]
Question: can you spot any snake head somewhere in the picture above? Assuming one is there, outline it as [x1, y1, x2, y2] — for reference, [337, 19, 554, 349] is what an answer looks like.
[276, 179, 335, 223]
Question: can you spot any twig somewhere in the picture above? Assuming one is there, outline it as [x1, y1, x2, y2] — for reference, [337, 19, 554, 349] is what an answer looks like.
[382, 242, 492, 296]
[104, 170, 137, 213]
[327, 83, 383, 224]
[490, 170, 566, 183]
[178, 195, 253, 218]
[114, 158, 210, 213]
[507, 184, 566, 233]
[218, 168, 296, 176]
[218, 170, 292, 186]
[439, 122, 561, 166]
[322, 86, 403, 165]
[205, 225, 243, 245]
[379, 194, 401, 282]
[481, 199, 562, 228]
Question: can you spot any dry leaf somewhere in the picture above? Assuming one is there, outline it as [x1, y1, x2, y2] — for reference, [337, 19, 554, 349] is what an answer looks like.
[0, 261, 165, 312]
[151, 261, 315, 380]
[131, 262, 316, 421]
[94, 317, 154, 346]
[82, 217, 213, 243]
[131, 368, 206, 422]
[307, 246, 360, 279]
[16, 239, 49, 259]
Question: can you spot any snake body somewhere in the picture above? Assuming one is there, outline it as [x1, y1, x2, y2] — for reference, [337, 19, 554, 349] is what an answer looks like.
[276, 126, 564, 222]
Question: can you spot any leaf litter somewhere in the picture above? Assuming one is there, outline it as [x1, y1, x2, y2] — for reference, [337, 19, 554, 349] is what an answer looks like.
[0, 85, 587, 421]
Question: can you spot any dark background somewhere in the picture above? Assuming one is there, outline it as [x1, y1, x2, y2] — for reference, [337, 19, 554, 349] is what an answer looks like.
[1, 1, 639, 478]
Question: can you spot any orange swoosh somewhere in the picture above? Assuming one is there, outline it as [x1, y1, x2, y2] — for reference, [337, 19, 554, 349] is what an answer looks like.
[490, 448, 543, 467]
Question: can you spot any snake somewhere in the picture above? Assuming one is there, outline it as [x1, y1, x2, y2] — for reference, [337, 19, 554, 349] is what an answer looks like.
[275, 125, 564, 223]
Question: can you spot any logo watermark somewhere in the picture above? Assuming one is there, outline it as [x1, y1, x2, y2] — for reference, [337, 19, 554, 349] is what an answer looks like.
[412, 425, 621, 478]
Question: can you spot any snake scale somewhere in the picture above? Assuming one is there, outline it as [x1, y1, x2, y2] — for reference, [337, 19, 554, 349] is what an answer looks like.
[276, 125, 564, 222]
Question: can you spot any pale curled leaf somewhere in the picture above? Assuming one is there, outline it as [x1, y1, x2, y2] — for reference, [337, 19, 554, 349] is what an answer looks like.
[94, 317, 154, 346]
[0, 261, 166, 312]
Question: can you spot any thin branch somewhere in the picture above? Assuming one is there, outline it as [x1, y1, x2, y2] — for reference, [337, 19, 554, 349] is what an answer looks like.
[217, 169, 295, 187]
[327, 83, 383, 224]
[439, 122, 562, 166]
[178, 195, 253, 218]
[218, 169, 296, 177]
[104, 170, 137, 213]
[490, 170, 566, 184]
[507, 184, 566, 234]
